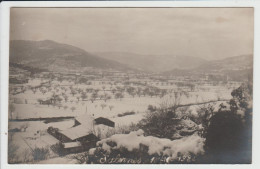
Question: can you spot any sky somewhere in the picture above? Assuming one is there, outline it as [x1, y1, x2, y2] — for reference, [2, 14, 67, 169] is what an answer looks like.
[10, 8, 254, 60]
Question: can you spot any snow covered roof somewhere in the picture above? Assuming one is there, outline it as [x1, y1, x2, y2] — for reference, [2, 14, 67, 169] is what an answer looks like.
[63, 142, 82, 148]
[94, 117, 115, 127]
[60, 125, 93, 141]
[75, 114, 94, 126]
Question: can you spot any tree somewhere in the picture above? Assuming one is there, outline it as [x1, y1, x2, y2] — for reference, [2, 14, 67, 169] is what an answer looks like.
[202, 83, 253, 164]
[160, 89, 167, 98]
[32, 88, 37, 94]
[109, 105, 114, 111]
[76, 96, 80, 102]
[195, 104, 215, 132]
[71, 90, 76, 96]
[147, 105, 156, 112]
[57, 104, 62, 109]
[204, 110, 245, 163]
[127, 87, 135, 97]
[103, 93, 111, 102]
[143, 87, 150, 96]
[100, 103, 107, 110]
[115, 92, 124, 101]
[81, 92, 88, 101]
[187, 83, 195, 92]
[137, 87, 143, 97]
[9, 104, 16, 120]
[94, 89, 100, 93]
[138, 108, 177, 139]
[71, 106, 76, 112]
[64, 95, 68, 102]
[111, 88, 116, 95]
[91, 92, 98, 103]
[178, 106, 189, 117]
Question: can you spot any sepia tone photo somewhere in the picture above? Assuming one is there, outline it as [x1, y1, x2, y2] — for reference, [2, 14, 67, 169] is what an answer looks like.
[8, 7, 253, 164]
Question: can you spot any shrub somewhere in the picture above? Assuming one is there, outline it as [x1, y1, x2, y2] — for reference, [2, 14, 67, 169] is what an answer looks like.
[8, 142, 19, 164]
[32, 147, 50, 161]
[147, 105, 157, 112]
[203, 110, 247, 163]
[138, 109, 177, 139]
[202, 83, 253, 164]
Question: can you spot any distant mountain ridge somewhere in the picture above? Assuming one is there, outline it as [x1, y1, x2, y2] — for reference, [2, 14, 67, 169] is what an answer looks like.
[10, 40, 134, 72]
[163, 54, 253, 81]
[197, 54, 253, 71]
[96, 52, 207, 73]
[9, 40, 253, 78]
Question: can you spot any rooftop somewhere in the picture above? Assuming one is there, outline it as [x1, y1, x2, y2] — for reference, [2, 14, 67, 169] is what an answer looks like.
[60, 124, 93, 140]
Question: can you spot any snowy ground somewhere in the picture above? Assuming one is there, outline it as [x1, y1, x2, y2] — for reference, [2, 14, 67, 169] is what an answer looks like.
[8, 78, 239, 164]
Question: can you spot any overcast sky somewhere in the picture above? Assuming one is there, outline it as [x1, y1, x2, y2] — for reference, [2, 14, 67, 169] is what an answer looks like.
[10, 8, 253, 60]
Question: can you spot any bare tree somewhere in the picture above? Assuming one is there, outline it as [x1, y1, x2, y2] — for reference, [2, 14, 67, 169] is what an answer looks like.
[81, 92, 88, 101]
[103, 93, 111, 102]
[115, 92, 124, 101]
[100, 103, 107, 110]
[71, 106, 76, 112]
[91, 92, 98, 103]
[109, 105, 114, 111]
[76, 96, 80, 102]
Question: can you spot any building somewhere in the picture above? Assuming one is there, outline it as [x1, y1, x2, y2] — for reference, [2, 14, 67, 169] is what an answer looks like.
[59, 125, 98, 142]
[9, 77, 29, 84]
[48, 114, 115, 154]
[94, 117, 115, 128]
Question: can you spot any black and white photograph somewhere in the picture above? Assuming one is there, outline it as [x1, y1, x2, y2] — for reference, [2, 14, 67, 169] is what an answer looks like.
[2, 5, 255, 165]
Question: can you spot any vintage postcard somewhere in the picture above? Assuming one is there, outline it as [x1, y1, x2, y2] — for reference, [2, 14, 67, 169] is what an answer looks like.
[0, 1, 258, 167]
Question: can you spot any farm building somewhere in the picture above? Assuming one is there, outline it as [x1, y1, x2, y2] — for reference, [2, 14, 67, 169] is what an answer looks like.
[74, 114, 94, 127]
[48, 124, 98, 143]
[38, 98, 55, 105]
[94, 117, 115, 127]
[74, 114, 115, 128]
[59, 125, 98, 142]
[48, 114, 114, 154]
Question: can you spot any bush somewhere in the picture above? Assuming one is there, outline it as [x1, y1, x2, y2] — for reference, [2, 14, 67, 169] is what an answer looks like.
[8, 142, 19, 164]
[138, 109, 178, 139]
[201, 83, 252, 164]
[204, 111, 244, 160]
[147, 105, 157, 112]
[32, 147, 50, 161]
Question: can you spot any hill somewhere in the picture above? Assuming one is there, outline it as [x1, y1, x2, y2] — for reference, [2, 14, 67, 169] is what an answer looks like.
[96, 52, 207, 73]
[163, 54, 253, 81]
[9, 40, 133, 72]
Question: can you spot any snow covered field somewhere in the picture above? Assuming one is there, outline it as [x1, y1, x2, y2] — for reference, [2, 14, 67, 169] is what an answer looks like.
[8, 78, 239, 164]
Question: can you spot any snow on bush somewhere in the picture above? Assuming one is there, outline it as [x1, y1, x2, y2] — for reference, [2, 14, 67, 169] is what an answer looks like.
[96, 129, 205, 162]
